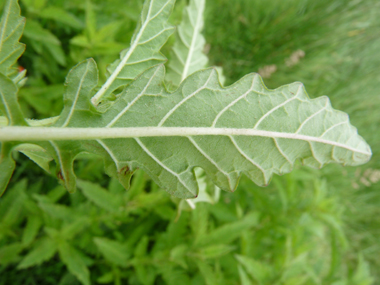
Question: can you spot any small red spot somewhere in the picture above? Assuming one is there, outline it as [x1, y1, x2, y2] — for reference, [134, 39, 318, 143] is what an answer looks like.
[18, 66, 25, 72]
[57, 170, 64, 181]
[119, 166, 130, 176]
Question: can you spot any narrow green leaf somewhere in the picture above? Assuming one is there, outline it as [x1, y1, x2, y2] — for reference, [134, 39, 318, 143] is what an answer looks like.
[91, 0, 175, 105]
[195, 259, 218, 285]
[1, 178, 27, 223]
[85, 0, 96, 42]
[60, 217, 90, 239]
[134, 235, 149, 257]
[0, 242, 23, 265]
[17, 237, 57, 269]
[23, 19, 60, 45]
[58, 241, 90, 285]
[170, 244, 188, 269]
[97, 272, 114, 284]
[351, 254, 374, 285]
[238, 265, 253, 285]
[93, 237, 130, 267]
[235, 255, 273, 285]
[0, 73, 26, 125]
[38, 6, 83, 29]
[23, 19, 66, 66]
[195, 212, 259, 247]
[21, 215, 42, 246]
[195, 244, 236, 260]
[35, 197, 74, 220]
[77, 180, 122, 212]
[159, 265, 192, 285]
[167, 0, 208, 85]
[0, 0, 25, 76]
[0, 142, 15, 196]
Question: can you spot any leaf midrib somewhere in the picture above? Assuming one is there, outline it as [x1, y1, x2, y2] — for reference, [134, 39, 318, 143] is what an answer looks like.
[181, 0, 204, 82]
[0, 126, 371, 156]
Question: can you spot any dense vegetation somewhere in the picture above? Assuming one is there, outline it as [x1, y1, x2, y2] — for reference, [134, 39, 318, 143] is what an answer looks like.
[0, 0, 379, 284]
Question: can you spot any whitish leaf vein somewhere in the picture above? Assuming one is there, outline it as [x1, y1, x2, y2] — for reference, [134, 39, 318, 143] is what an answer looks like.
[158, 70, 214, 126]
[254, 85, 302, 129]
[187, 136, 232, 189]
[134, 137, 194, 194]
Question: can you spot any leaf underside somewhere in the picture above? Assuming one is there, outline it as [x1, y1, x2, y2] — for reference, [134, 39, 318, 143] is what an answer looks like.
[0, 0, 372, 198]
[24, 61, 371, 198]
[92, 0, 175, 105]
[167, 0, 208, 86]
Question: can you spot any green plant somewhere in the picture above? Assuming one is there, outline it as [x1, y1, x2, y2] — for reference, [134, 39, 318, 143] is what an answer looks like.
[0, 167, 375, 284]
[0, 0, 378, 284]
[0, 0, 372, 199]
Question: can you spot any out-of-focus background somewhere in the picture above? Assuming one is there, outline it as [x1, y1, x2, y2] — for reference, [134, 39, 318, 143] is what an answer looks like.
[0, 0, 379, 284]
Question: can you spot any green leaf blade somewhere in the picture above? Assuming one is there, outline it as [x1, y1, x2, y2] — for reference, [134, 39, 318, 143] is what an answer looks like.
[17, 237, 57, 269]
[55, 58, 99, 128]
[93, 237, 130, 267]
[0, 0, 25, 76]
[86, 65, 371, 197]
[167, 0, 208, 86]
[58, 242, 90, 285]
[91, 0, 175, 105]
[77, 180, 122, 212]
[0, 65, 371, 197]
[0, 143, 15, 196]
[0, 73, 26, 125]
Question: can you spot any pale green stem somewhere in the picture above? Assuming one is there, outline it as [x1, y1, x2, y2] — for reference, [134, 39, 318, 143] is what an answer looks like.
[0, 126, 372, 156]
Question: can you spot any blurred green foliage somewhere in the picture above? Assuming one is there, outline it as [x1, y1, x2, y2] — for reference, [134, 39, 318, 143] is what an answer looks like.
[0, 0, 379, 284]
[0, 162, 375, 284]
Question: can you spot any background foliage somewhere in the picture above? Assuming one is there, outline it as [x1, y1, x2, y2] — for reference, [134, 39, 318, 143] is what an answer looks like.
[0, 0, 379, 284]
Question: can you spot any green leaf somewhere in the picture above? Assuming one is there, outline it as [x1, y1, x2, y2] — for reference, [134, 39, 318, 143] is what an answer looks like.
[23, 19, 66, 66]
[90, 0, 175, 105]
[0, 142, 16, 195]
[17, 237, 57, 269]
[60, 217, 90, 239]
[167, 0, 208, 86]
[238, 265, 253, 285]
[16, 143, 53, 173]
[44, 140, 79, 193]
[0, 0, 25, 76]
[77, 179, 122, 212]
[38, 6, 83, 29]
[0, 64, 372, 197]
[351, 254, 374, 285]
[0, 0, 372, 199]
[1, 178, 27, 223]
[0, 72, 26, 126]
[93, 237, 131, 267]
[0, 242, 23, 265]
[35, 197, 74, 220]
[195, 212, 259, 247]
[58, 241, 90, 285]
[195, 259, 218, 285]
[21, 215, 42, 246]
[159, 265, 192, 285]
[18, 84, 64, 116]
[195, 244, 236, 259]
[96, 272, 114, 284]
[235, 254, 273, 285]
[0, 1, 28, 192]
